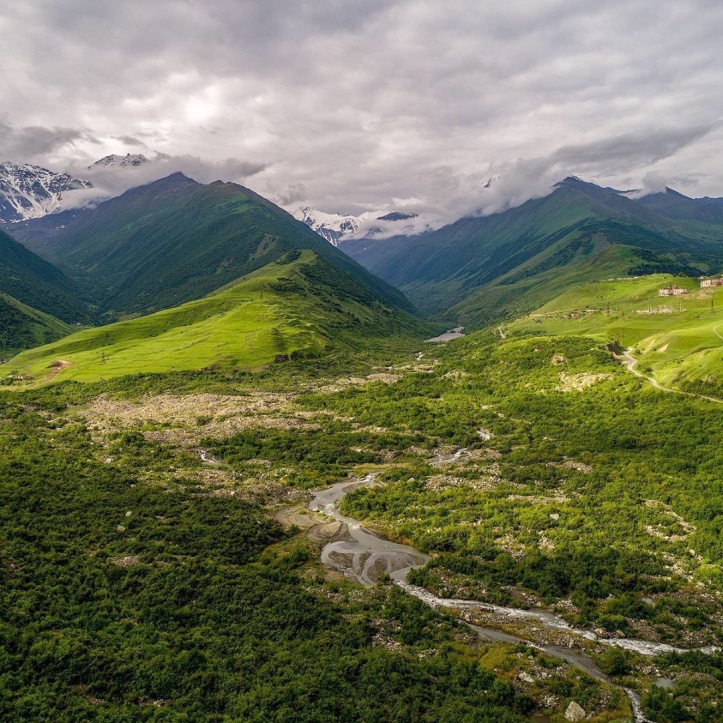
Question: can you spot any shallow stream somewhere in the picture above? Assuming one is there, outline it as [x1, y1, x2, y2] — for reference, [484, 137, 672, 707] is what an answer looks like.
[308, 474, 719, 722]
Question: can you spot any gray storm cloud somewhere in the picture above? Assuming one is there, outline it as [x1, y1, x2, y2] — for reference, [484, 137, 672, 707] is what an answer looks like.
[2, 0, 723, 221]
[0, 121, 96, 162]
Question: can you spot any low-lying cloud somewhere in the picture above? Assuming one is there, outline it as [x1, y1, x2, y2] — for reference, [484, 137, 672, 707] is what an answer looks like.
[58, 154, 269, 210]
[3, 1, 723, 224]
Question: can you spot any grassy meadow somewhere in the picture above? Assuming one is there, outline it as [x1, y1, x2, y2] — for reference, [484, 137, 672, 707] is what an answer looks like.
[1, 252, 424, 387]
[507, 273, 723, 397]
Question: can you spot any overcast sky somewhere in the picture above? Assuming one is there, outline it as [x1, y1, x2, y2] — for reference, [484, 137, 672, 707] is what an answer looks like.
[2, 0, 723, 222]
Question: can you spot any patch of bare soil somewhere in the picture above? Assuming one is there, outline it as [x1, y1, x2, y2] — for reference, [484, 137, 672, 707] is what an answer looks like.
[443, 370, 470, 379]
[276, 504, 355, 547]
[549, 459, 593, 474]
[425, 474, 501, 491]
[82, 392, 319, 445]
[393, 361, 439, 373]
[506, 493, 570, 505]
[317, 372, 401, 394]
[109, 555, 141, 568]
[46, 359, 72, 381]
[494, 534, 527, 560]
[276, 505, 327, 531]
[556, 372, 611, 392]
[366, 373, 401, 383]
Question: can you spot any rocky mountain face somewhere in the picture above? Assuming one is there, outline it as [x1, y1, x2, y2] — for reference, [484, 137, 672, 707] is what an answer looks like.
[89, 153, 150, 169]
[0, 162, 92, 223]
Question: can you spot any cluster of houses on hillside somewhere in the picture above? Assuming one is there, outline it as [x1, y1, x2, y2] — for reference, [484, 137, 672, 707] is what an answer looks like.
[658, 275, 723, 296]
[658, 284, 688, 297]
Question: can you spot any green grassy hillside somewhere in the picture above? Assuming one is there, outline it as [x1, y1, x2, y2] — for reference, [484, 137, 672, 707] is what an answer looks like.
[637, 187, 723, 225]
[341, 178, 723, 326]
[11, 174, 414, 320]
[0, 293, 73, 359]
[507, 273, 723, 397]
[2, 251, 426, 386]
[0, 229, 91, 324]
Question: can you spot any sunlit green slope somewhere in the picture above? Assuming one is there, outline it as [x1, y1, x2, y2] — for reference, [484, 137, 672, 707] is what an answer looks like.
[2, 251, 425, 386]
[507, 273, 723, 396]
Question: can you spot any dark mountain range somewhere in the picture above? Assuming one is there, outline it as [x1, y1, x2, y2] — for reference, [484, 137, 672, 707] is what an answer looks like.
[340, 177, 723, 326]
[0, 228, 91, 324]
[10, 173, 415, 320]
[636, 187, 723, 225]
[0, 292, 72, 359]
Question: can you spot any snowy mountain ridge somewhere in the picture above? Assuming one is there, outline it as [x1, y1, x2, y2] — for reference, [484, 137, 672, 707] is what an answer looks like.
[0, 161, 92, 223]
[294, 206, 420, 245]
[89, 154, 151, 169]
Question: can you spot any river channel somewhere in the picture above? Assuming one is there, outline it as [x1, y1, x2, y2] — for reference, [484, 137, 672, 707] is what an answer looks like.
[425, 326, 465, 343]
[308, 474, 719, 722]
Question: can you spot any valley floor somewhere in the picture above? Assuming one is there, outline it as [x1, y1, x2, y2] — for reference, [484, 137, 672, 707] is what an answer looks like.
[1, 324, 721, 721]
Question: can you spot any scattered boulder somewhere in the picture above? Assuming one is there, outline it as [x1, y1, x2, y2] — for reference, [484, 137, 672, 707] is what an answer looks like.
[564, 701, 586, 721]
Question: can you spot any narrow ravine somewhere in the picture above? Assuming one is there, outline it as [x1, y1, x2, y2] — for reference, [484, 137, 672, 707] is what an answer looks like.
[309, 474, 719, 722]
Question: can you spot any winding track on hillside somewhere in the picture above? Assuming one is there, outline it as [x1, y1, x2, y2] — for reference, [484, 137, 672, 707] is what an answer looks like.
[618, 348, 722, 404]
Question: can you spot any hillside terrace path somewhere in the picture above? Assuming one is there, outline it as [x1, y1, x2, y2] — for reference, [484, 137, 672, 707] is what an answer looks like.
[618, 348, 722, 404]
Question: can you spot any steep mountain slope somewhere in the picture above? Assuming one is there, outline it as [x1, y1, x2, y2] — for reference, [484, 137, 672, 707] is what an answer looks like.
[2, 251, 426, 385]
[0, 229, 91, 324]
[0, 161, 91, 222]
[11, 173, 414, 319]
[341, 178, 723, 326]
[636, 187, 723, 225]
[0, 292, 72, 359]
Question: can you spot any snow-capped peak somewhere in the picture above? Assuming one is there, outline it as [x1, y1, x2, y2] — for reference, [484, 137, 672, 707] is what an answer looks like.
[0, 161, 93, 223]
[89, 153, 150, 169]
[294, 206, 420, 245]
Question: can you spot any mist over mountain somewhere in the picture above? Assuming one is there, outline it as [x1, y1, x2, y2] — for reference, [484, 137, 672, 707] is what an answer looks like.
[340, 176, 723, 325]
[294, 206, 424, 244]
